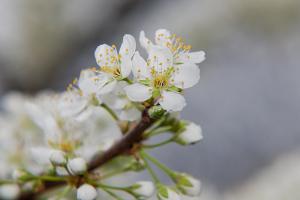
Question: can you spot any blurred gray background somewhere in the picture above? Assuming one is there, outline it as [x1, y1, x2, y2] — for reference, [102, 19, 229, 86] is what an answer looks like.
[1, 0, 300, 197]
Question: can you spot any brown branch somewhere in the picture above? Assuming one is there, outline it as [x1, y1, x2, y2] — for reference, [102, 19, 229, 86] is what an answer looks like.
[18, 109, 154, 200]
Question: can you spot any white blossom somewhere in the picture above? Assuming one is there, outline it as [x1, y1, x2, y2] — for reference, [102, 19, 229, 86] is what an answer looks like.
[77, 184, 98, 200]
[26, 93, 122, 163]
[67, 157, 87, 175]
[176, 122, 203, 145]
[58, 90, 89, 118]
[126, 45, 199, 111]
[94, 34, 136, 89]
[132, 181, 155, 198]
[140, 29, 205, 65]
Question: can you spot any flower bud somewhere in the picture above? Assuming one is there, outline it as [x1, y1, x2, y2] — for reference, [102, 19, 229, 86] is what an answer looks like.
[50, 150, 67, 166]
[77, 184, 97, 200]
[0, 184, 20, 200]
[157, 184, 180, 200]
[131, 181, 155, 198]
[176, 173, 201, 196]
[148, 105, 165, 119]
[176, 122, 203, 145]
[67, 157, 87, 175]
[129, 159, 146, 171]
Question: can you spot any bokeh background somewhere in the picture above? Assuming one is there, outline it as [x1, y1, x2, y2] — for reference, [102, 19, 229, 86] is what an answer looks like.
[1, 0, 300, 199]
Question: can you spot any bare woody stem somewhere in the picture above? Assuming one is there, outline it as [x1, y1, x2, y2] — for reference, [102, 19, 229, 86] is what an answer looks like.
[18, 109, 154, 200]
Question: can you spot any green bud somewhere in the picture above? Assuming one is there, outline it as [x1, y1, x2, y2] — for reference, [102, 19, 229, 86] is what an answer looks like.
[176, 174, 193, 187]
[175, 173, 202, 196]
[148, 106, 165, 119]
[129, 159, 146, 171]
[157, 184, 180, 200]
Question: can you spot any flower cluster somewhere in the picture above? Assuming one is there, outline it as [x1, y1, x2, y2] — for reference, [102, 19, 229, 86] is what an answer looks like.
[0, 29, 205, 200]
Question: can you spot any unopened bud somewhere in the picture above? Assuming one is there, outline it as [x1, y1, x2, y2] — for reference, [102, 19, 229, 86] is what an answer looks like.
[131, 181, 155, 198]
[67, 157, 87, 175]
[148, 105, 165, 119]
[157, 184, 180, 200]
[175, 122, 203, 145]
[77, 184, 97, 200]
[176, 173, 202, 196]
[50, 150, 67, 166]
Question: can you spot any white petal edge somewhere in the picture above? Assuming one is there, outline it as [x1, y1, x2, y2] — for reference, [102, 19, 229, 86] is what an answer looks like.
[119, 34, 136, 58]
[148, 45, 173, 72]
[94, 44, 117, 67]
[97, 80, 117, 95]
[177, 51, 206, 64]
[139, 31, 153, 51]
[188, 51, 206, 64]
[155, 28, 171, 46]
[132, 52, 151, 80]
[120, 55, 132, 78]
[159, 90, 186, 112]
[173, 63, 200, 89]
[125, 83, 152, 102]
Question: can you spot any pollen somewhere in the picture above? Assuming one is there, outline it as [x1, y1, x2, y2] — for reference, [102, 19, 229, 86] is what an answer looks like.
[153, 74, 169, 88]
[101, 66, 121, 78]
[59, 140, 77, 153]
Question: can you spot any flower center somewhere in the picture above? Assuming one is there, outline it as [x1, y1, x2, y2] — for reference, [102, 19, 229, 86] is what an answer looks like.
[48, 139, 79, 153]
[101, 66, 121, 78]
[153, 74, 169, 88]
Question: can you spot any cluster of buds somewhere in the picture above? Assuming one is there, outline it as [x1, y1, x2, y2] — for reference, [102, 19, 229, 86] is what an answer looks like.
[0, 29, 205, 200]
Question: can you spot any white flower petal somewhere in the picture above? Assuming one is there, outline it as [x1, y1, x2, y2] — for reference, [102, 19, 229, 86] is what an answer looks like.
[125, 83, 152, 102]
[119, 107, 141, 121]
[97, 80, 117, 95]
[139, 30, 153, 51]
[25, 102, 61, 140]
[78, 70, 109, 95]
[30, 147, 54, 165]
[155, 29, 171, 46]
[120, 55, 132, 78]
[189, 51, 206, 63]
[102, 93, 127, 110]
[94, 44, 117, 67]
[173, 63, 200, 89]
[58, 91, 89, 117]
[132, 52, 151, 80]
[177, 51, 206, 64]
[159, 90, 186, 112]
[148, 45, 173, 72]
[119, 34, 136, 58]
